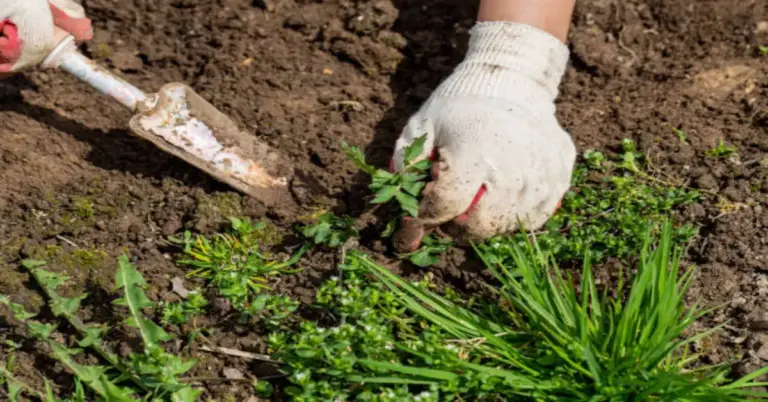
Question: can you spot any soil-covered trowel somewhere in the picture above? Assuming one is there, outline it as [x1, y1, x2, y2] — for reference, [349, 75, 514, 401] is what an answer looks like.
[42, 29, 296, 210]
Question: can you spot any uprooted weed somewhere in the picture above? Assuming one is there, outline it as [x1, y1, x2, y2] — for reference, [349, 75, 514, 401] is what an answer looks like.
[168, 217, 306, 328]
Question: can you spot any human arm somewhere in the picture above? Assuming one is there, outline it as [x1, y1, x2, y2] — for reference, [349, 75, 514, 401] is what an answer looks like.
[0, 0, 93, 73]
[392, 0, 577, 252]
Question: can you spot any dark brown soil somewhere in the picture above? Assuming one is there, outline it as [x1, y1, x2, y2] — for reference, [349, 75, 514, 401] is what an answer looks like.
[1, 0, 767, 399]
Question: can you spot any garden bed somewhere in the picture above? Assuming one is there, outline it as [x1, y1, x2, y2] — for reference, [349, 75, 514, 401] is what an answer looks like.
[0, 0, 767, 400]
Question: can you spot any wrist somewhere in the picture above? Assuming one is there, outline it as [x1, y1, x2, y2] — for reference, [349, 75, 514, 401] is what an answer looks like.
[477, 0, 575, 43]
[431, 21, 570, 104]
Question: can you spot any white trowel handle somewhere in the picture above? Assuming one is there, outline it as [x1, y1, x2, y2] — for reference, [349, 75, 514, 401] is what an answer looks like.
[42, 28, 150, 112]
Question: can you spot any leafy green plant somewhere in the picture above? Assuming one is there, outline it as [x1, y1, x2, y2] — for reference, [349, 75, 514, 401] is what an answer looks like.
[759, 45, 768, 56]
[250, 294, 300, 329]
[298, 211, 358, 248]
[171, 217, 306, 321]
[161, 289, 208, 326]
[707, 139, 738, 158]
[400, 234, 454, 267]
[343, 136, 431, 217]
[0, 257, 199, 401]
[348, 222, 768, 401]
[480, 139, 700, 265]
[268, 273, 432, 400]
[673, 127, 687, 143]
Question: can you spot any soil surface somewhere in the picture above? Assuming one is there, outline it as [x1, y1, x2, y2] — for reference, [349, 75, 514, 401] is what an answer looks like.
[1, 0, 767, 399]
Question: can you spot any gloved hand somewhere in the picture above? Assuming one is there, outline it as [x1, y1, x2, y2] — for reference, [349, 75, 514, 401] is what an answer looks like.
[0, 0, 93, 73]
[391, 21, 576, 252]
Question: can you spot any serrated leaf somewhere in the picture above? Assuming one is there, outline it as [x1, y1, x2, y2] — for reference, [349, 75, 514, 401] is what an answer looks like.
[371, 186, 399, 204]
[0, 298, 37, 321]
[50, 294, 87, 318]
[115, 256, 147, 289]
[409, 159, 432, 172]
[342, 142, 376, 174]
[32, 269, 69, 292]
[395, 192, 420, 217]
[77, 326, 104, 348]
[370, 170, 396, 191]
[27, 321, 57, 340]
[171, 386, 202, 402]
[115, 255, 172, 347]
[402, 181, 426, 197]
[306, 222, 331, 244]
[403, 135, 427, 165]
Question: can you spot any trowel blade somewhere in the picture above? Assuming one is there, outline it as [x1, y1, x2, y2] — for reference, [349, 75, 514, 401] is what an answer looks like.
[128, 83, 296, 210]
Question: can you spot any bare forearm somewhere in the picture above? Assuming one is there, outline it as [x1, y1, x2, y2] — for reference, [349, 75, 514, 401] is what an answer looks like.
[477, 0, 575, 43]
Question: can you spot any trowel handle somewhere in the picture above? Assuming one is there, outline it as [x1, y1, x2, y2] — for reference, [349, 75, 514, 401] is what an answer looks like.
[42, 28, 150, 112]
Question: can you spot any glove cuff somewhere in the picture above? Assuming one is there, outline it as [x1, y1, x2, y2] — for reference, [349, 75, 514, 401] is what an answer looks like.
[432, 21, 570, 103]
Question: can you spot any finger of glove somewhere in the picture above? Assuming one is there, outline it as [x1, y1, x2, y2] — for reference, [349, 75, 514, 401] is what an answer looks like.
[0, 0, 54, 72]
[393, 156, 485, 252]
[392, 114, 436, 171]
[49, 1, 92, 41]
[0, 20, 21, 71]
[447, 158, 572, 244]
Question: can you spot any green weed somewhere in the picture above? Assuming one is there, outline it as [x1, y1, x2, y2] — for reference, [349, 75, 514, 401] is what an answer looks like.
[479, 139, 700, 264]
[343, 136, 431, 218]
[673, 127, 687, 143]
[298, 211, 358, 248]
[161, 289, 208, 326]
[707, 139, 738, 158]
[759, 46, 768, 56]
[340, 223, 768, 400]
[399, 234, 453, 267]
[0, 257, 199, 401]
[170, 217, 305, 324]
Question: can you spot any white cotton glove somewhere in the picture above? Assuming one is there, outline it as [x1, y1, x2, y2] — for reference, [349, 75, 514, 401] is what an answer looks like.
[392, 21, 576, 252]
[0, 0, 92, 73]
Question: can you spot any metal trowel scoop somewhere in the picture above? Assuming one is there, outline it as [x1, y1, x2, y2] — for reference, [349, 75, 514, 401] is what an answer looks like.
[42, 29, 296, 210]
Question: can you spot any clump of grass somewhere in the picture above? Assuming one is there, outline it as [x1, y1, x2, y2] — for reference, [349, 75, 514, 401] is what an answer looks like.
[169, 217, 305, 325]
[0, 257, 199, 401]
[480, 139, 700, 265]
[344, 222, 768, 400]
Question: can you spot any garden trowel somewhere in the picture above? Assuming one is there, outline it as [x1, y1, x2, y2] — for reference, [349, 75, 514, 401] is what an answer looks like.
[42, 28, 296, 210]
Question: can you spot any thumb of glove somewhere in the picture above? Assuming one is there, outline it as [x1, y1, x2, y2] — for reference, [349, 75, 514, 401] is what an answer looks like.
[49, 0, 92, 41]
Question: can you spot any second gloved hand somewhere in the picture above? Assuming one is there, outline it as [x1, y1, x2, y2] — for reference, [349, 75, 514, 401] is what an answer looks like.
[0, 0, 93, 73]
[392, 21, 576, 252]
